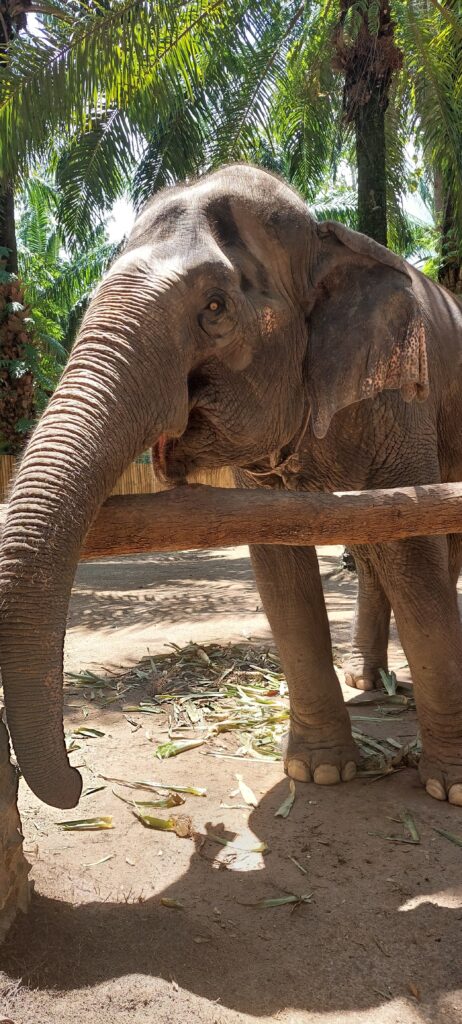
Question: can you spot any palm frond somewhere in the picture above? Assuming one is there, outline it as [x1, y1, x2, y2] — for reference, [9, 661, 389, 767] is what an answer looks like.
[55, 109, 137, 242]
[0, 0, 237, 177]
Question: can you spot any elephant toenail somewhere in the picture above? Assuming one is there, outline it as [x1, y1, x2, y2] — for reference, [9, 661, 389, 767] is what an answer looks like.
[448, 784, 462, 807]
[287, 758, 311, 782]
[341, 761, 357, 782]
[426, 779, 446, 801]
[313, 764, 340, 785]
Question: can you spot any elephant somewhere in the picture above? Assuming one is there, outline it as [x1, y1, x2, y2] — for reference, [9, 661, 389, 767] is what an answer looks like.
[1, 162, 462, 811]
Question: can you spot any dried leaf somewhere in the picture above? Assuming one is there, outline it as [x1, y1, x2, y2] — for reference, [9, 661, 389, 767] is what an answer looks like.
[161, 897, 185, 909]
[236, 774, 258, 807]
[72, 727, 105, 738]
[134, 813, 193, 838]
[243, 892, 313, 908]
[288, 855, 307, 874]
[155, 738, 206, 759]
[379, 669, 398, 696]
[65, 736, 81, 753]
[275, 781, 296, 818]
[82, 785, 106, 797]
[83, 854, 114, 867]
[195, 648, 211, 665]
[57, 816, 113, 831]
[368, 831, 418, 845]
[100, 775, 207, 796]
[113, 788, 185, 809]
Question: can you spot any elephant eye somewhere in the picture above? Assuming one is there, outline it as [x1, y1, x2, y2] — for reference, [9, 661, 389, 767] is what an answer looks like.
[198, 292, 234, 338]
[205, 297, 224, 314]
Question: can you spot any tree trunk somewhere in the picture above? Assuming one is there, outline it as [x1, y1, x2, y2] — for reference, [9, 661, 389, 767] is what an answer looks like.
[333, 0, 402, 247]
[0, 269, 36, 454]
[355, 88, 387, 244]
[0, 4, 35, 454]
[332, 1, 403, 568]
[0, 186, 18, 275]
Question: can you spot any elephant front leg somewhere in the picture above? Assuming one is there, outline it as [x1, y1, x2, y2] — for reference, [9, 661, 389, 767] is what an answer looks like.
[250, 544, 359, 785]
[372, 536, 462, 806]
[343, 553, 391, 691]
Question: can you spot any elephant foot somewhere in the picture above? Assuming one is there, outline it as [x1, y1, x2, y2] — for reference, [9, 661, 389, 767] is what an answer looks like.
[419, 753, 462, 806]
[343, 659, 384, 692]
[281, 729, 360, 786]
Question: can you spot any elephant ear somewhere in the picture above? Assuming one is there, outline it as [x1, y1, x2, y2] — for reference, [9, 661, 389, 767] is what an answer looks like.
[307, 221, 429, 439]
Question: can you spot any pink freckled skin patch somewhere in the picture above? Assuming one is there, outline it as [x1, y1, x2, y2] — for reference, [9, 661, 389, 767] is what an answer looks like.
[257, 307, 282, 335]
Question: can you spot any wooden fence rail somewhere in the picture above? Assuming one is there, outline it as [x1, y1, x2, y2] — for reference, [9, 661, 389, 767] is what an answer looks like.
[1, 482, 462, 558]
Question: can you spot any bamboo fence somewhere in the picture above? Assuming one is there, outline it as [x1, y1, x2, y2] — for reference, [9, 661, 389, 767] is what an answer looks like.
[0, 454, 234, 502]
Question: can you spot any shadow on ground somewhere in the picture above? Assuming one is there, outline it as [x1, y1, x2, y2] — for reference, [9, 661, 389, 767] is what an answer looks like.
[3, 548, 461, 1024]
[3, 769, 462, 1023]
[69, 551, 260, 633]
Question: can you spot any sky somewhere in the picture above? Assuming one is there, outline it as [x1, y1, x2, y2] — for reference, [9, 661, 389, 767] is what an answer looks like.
[106, 197, 136, 243]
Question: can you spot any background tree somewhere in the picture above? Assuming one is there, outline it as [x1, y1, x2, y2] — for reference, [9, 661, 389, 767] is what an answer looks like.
[0, 0, 460, 456]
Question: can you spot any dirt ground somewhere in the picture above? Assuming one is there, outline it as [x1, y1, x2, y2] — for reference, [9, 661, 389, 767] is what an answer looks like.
[1, 545, 462, 1024]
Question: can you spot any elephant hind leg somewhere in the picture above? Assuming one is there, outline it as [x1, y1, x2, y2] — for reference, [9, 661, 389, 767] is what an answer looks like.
[343, 551, 391, 691]
[370, 535, 462, 806]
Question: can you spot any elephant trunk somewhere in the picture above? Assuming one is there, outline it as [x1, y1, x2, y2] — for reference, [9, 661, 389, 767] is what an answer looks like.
[0, 267, 190, 808]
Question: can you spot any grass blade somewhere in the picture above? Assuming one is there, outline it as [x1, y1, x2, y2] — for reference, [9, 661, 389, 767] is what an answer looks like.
[83, 854, 114, 867]
[402, 811, 420, 843]
[433, 827, 462, 848]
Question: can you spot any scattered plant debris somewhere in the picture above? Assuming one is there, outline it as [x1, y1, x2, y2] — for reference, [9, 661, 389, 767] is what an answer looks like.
[275, 781, 296, 818]
[57, 817, 114, 831]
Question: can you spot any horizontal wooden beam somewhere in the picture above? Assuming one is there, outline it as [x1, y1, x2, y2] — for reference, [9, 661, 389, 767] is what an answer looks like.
[2, 482, 461, 560]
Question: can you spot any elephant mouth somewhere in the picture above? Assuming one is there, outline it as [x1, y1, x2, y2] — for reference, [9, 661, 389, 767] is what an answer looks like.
[153, 434, 189, 485]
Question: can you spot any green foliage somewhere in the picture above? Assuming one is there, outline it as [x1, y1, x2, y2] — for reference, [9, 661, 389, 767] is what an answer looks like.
[16, 174, 118, 412]
[399, 0, 462, 272]
[1, 0, 461, 284]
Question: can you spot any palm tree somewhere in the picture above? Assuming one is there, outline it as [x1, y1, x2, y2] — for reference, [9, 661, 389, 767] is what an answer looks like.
[1, 1, 461, 340]
[331, 0, 403, 245]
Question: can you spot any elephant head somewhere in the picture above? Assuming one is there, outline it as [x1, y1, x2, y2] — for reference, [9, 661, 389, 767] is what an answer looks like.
[0, 164, 429, 808]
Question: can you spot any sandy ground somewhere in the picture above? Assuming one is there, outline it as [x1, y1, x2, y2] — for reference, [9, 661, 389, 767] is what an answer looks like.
[1, 545, 461, 1024]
